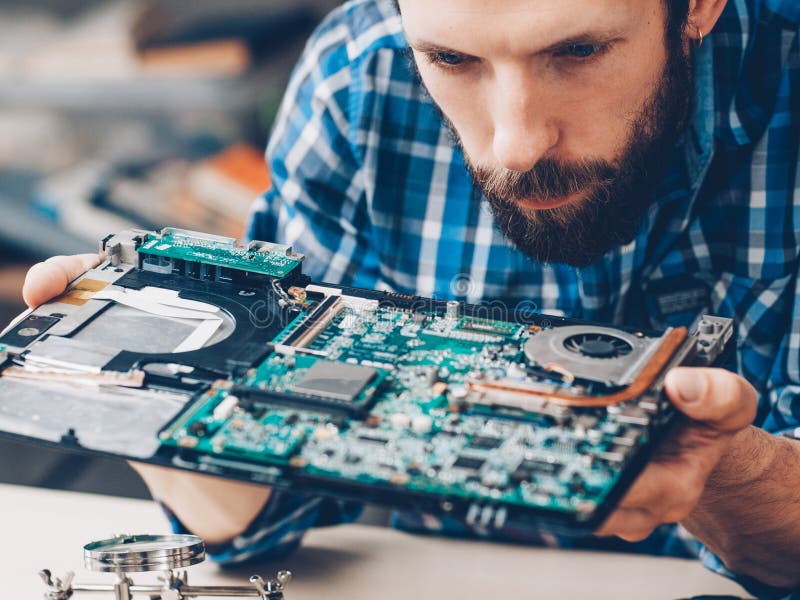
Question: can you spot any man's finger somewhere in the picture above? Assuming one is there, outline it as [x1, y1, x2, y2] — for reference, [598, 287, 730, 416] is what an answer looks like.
[664, 367, 758, 432]
[22, 253, 102, 308]
[595, 506, 657, 541]
[612, 458, 706, 517]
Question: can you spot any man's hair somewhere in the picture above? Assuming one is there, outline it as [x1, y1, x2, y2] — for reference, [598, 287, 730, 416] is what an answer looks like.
[664, 0, 692, 39]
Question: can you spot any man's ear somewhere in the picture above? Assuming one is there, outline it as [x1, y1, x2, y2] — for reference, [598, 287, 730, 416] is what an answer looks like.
[686, 0, 729, 42]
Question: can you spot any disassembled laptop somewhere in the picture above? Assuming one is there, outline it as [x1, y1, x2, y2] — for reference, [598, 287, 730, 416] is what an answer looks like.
[1, 227, 733, 534]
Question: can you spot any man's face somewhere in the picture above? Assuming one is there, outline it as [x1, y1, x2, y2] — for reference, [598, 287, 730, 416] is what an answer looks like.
[399, 0, 693, 266]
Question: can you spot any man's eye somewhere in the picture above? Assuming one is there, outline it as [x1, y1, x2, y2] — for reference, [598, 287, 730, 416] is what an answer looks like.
[429, 51, 467, 67]
[555, 43, 607, 60]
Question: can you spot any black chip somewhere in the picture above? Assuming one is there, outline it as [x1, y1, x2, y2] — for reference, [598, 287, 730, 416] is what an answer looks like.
[237, 399, 266, 419]
[518, 459, 563, 476]
[453, 456, 485, 471]
[328, 414, 348, 429]
[568, 479, 586, 494]
[358, 434, 388, 445]
[469, 435, 503, 450]
[509, 468, 532, 485]
[236, 362, 382, 417]
[188, 421, 207, 436]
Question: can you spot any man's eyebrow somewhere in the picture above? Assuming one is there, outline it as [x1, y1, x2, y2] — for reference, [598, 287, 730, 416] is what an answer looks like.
[407, 29, 625, 57]
[407, 40, 472, 56]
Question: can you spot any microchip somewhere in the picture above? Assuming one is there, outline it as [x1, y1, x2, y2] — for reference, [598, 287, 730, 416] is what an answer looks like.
[510, 459, 563, 485]
[294, 360, 377, 402]
[357, 434, 389, 445]
[458, 317, 513, 335]
[519, 459, 563, 477]
[469, 435, 503, 450]
[453, 455, 486, 471]
[509, 468, 532, 485]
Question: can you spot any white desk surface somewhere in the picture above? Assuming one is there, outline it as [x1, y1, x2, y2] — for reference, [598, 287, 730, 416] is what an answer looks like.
[0, 483, 750, 599]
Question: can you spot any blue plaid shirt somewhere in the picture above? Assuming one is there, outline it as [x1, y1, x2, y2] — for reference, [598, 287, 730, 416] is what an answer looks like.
[168, 0, 800, 597]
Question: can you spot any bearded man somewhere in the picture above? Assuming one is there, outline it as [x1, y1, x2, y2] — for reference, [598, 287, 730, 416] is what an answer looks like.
[22, 0, 800, 597]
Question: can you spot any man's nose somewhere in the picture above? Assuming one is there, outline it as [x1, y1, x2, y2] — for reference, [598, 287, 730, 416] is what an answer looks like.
[491, 71, 558, 172]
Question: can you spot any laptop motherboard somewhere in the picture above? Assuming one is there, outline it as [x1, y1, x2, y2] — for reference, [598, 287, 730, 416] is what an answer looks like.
[0, 228, 733, 533]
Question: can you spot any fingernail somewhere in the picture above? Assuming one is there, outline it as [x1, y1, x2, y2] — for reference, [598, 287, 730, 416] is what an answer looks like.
[666, 369, 707, 404]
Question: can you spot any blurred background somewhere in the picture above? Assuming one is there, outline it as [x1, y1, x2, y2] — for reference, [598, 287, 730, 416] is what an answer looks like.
[0, 0, 340, 499]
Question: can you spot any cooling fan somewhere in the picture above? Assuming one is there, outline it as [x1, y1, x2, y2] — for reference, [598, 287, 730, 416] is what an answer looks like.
[522, 325, 671, 390]
[563, 332, 633, 359]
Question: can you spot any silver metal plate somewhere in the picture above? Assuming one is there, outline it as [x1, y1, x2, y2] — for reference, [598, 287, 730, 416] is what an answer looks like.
[84, 534, 205, 573]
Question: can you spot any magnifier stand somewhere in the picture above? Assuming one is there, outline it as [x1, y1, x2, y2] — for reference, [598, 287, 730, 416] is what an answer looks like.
[39, 534, 292, 600]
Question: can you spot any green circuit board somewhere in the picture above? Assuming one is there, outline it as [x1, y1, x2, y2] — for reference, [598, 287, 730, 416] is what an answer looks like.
[137, 227, 304, 278]
[161, 299, 653, 517]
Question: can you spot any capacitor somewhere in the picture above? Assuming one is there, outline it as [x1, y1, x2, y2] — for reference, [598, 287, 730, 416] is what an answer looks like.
[506, 363, 527, 380]
[314, 423, 339, 440]
[212, 395, 239, 421]
[390, 473, 411, 486]
[482, 471, 506, 488]
[412, 414, 433, 434]
[390, 412, 411, 429]
[445, 300, 460, 320]
[587, 429, 604, 444]
[449, 386, 468, 400]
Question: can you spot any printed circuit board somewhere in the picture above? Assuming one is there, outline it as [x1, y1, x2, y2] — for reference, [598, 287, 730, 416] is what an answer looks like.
[0, 228, 734, 532]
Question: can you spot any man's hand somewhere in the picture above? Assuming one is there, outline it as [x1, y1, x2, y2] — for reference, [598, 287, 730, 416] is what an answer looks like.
[596, 367, 758, 542]
[22, 254, 273, 544]
[597, 366, 800, 588]
[22, 254, 103, 308]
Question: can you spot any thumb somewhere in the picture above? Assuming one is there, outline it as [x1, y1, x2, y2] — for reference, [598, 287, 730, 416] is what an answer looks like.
[664, 367, 757, 432]
[22, 253, 102, 308]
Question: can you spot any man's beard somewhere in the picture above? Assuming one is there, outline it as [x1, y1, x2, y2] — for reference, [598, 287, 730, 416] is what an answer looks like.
[447, 39, 694, 267]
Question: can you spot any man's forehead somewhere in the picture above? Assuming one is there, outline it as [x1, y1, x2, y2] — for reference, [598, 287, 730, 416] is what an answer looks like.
[397, 0, 652, 18]
[399, 0, 659, 55]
